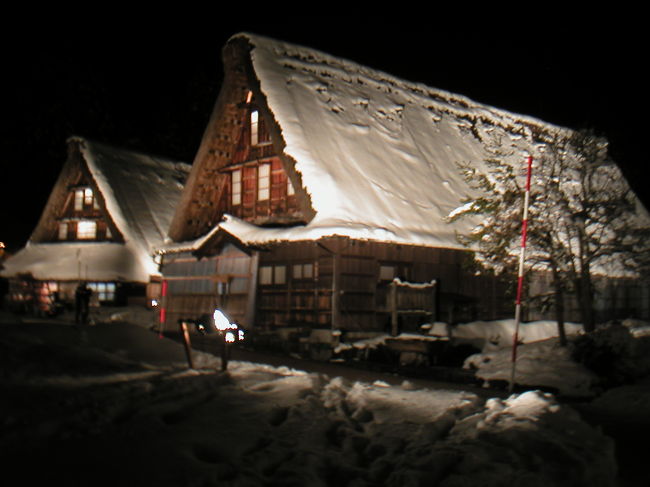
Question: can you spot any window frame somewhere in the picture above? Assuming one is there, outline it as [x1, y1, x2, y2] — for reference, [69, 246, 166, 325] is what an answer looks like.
[76, 220, 97, 240]
[58, 222, 68, 241]
[257, 163, 270, 201]
[259, 264, 287, 285]
[231, 168, 242, 206]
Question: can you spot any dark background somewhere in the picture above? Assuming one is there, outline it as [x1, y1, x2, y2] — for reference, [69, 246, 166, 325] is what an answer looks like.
[2, 15, 646, 251]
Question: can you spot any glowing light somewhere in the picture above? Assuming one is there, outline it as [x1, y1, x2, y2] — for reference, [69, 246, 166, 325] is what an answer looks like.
[213, 309, 231, 331]
[151, 299, 158, 307]
[225, 331, 236, 343]
[238, 329, 245, 341]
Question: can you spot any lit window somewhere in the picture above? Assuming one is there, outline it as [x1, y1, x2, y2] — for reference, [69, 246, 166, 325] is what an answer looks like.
[58, 222, 68, 240]
[251, 110, 259, 146]
[74, 190, 84, 211]
[77, 220, 97, 240]
[287, 178, 295, 196]
[84, 188, 93, 206]
[231, 169, 242, 206]
[258, 164, 270, 201]
[88, 282, 116, 301]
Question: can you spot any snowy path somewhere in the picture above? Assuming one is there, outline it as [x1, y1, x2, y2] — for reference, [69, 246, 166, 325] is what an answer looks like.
[0, 319, 621, 486]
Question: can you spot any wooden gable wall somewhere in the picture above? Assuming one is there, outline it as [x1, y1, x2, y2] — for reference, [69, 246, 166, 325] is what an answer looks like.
[30, 140, 122, 244]
[168, 37, 314, 243]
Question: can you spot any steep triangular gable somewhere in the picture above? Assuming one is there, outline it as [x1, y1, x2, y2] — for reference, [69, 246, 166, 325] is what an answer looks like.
[30, 138, 123, 244]
[168, 36, 314, 243]
[3, 137, 190, 283]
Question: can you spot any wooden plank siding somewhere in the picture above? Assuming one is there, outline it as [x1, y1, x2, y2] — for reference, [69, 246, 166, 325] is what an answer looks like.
[160, 245, 254, 329]
[252, 237, 511, 332]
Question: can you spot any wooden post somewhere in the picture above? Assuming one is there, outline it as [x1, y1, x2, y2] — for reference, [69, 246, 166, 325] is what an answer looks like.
[331, 250, 341, 330]
[179, 320, 194, 369]
[430, 280, 437, 323]
[244, 250, 259, 329]
[390, 280, 398, 336]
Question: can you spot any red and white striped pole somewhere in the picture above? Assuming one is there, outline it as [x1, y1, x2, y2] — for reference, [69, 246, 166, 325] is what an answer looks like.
[158, 279, 168, 339]
[509, 155, 533, 393]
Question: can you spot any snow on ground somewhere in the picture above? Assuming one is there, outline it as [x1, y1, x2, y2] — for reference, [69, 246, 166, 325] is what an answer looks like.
[462, 319, 650, 398]
[447, 319, 584, 350]
[464, 338, 598, 397]
[0, 315, 619, 486]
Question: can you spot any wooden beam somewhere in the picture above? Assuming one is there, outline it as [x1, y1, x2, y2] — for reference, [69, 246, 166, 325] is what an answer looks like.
[331, 250, 341, 330]
[244, 251, 259, 329]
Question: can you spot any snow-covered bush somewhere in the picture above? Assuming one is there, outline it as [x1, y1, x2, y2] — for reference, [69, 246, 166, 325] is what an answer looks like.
[570, 323, 649, 387]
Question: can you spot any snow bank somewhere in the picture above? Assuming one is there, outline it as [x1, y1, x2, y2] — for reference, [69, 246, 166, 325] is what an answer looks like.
[464, 338, 598, 397]
[450, 319, 583, 350]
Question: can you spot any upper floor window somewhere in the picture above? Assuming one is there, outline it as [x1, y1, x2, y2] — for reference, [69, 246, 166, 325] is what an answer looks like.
[250, 109, 270, 146]
[74, 187, 98, 211]
[258, 164, 270, 201]
[287, 178, 295, 196]
[231, 169, 242, 206]
[250, 110, 260, 146]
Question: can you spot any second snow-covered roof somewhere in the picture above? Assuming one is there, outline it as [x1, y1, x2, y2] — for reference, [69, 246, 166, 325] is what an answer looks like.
[79, 138, 190, 253]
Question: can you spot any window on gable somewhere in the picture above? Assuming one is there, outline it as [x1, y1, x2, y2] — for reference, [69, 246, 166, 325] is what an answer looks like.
[287, 178, 295, 196]
[250, 110, 259, 146]
[77, 220, 97, 240]
[231, 169, 242, 206]
[258, 164, 270, 201]
[250, 108, 270, 146]
[74, 189, 84, 211]
[58, 222, 68, 241]
[74, 187, 97, 211]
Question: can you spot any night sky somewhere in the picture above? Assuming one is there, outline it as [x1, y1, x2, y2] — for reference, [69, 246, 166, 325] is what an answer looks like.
[2, 16, 646, 252]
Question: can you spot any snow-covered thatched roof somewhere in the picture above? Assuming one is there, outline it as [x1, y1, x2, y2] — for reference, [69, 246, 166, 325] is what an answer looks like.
[176, 33, 573, 251]
[2, 138, 190, 282]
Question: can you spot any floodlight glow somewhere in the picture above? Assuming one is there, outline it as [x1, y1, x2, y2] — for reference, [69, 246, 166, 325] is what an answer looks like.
[213, 309, 231, 331]
[225, 331, 236, 343]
